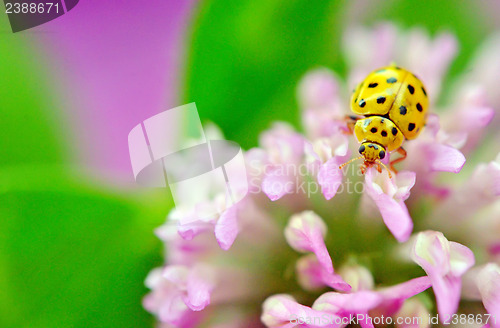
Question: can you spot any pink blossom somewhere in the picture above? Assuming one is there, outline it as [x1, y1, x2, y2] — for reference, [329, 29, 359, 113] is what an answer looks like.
[393, 299, 430, 328]
[364, 169, 415, 242]
[143, 265, 214, 327]
[296, 254, 352, 292]
[402, 114, 467, 198]
[431, 153, 500, 225]
[304, 136, 351, 200]
[297, 68, 347, 140]
[411, 231, 475, 320]
[284, 211, 335, 274]
[258, 123, 308, 201]
[168, 194, 246, 250]
[463, 263, 500, 327]
[477, 264, 500, 327]
[143, 22, 500, 327]
[261, 294, 337, 328]
[337, 264, 375, 292]
[312, 276, 431, 327]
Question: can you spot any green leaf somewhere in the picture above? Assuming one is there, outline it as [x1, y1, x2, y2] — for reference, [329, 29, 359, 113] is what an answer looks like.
[0, 14, 66, 166]
[184, 0, 348, 149]
[0, 167, 169, 328]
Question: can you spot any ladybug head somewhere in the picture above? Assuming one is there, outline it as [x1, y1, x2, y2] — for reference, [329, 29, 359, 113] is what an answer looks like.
[358, 142, 385, 163]
[339, 142, 392, 178]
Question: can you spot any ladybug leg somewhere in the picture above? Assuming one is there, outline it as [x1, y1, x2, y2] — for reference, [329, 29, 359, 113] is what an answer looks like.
[376, 163, 383, 173]
[343, 115, 359, 134]
[360, 164, 367, 175]
[389, 147, 407, 173]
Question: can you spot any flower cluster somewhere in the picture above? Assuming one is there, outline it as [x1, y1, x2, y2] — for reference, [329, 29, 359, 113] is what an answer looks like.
[144, 23, 500, 328]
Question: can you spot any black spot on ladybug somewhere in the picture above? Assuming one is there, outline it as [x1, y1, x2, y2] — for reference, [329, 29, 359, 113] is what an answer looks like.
[359, 99, 366, 107]
[392, 127, 398, 136]
[358, 145, 365, 154]
[416, 103, 423, 112]
[379, 150, 386, 159]
[407, 85, 415, 94]
[381, 130, 388, 137]
[386, 77, 397, 83]
[368, 83, 378, 88]
[377, 96, 386, 104]
[408, 123, 416, 131]
[368, 144, 379, 150]
[422, 86, 427, 96]
[380, 118, 385, 123]
[370, 127, 378, 133]
[399, 106, 407, 115]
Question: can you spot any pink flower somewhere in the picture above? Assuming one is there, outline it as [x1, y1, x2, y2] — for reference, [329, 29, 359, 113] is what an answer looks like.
[285, 211, 337, 276]
[143, 22, 500, 327]
[337, 264, 375, 292]
[363, 169, 416, 242]
[304, 136, 351, 200]
[143, 265, 214, 327]
[296, 254, 351, 292]
[311, 276, 431, 327]
[393, 299, 430, 328]
[463, 263, 500, 327]
[411, 231, 475, 320]
[297, 68, 347, 140]
[168, 193, 245, 250]
[477, 264, 500, 327]
[258, 123, 308, 201]
[432, 153, 500, 226]
[261, 294, 337, 328]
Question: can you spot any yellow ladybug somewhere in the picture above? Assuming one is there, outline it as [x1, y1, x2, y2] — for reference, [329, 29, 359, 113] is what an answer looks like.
[340, 65, 429, 177]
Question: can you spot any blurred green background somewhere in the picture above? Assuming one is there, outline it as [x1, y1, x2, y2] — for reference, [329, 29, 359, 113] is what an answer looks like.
[0, 0, 496, 327]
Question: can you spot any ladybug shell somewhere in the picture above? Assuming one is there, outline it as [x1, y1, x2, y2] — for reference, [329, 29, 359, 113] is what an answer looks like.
[351, 66, 429, 140]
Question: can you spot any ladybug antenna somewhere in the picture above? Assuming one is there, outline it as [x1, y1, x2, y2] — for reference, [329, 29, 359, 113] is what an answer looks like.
[375, 159, 393, 179]
[339, 156, 364, 170]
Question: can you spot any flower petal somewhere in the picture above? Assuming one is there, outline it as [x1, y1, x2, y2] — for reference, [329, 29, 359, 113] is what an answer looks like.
[424, 143, 466, 173]
[412, 231, 475, 319]
[296, 254, 351, 292]
[284, 211, 334, 273]
[183, 265, 215, 311]
[378, 276, 432, 301]
[298, 68, 340, 109]
[262, 294, 336, 328]
[318, 157, 345, 200]
[394, 298, 431, 328]
[364, 170, 413, 242]
[262, 168, 295, 201]
[449, 242, 476, 277]
[312, 291, 382, 314]
[214, 206, 239, 250]
[477, 264, 500, 326]
[338, 264, 374, 292]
